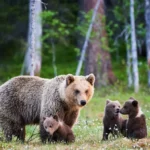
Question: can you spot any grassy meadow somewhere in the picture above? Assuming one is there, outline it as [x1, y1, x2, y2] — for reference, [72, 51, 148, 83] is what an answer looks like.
[1, 85, 150, 150]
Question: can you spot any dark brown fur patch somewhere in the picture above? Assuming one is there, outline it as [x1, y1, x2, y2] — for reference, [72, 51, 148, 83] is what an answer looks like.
[120, 98, 147, 139]
[102, 100, 125, 140]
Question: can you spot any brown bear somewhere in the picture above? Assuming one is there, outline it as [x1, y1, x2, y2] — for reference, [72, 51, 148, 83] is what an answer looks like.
[102, 99, 125, 140]
[43, 115, 75, 143]
[0, 74, 95, 142]
[120, 97, 147, 139]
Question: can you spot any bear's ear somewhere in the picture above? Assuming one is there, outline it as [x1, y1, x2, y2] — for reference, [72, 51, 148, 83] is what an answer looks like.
[53, 115, 59, 121]
[86, 74, 95, 85]
[106, 99, 111, 104]
[132, 100, 138, 107]
[66, 74, 74, 86]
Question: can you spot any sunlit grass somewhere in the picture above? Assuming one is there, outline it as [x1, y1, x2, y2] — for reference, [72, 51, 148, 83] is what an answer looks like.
[0, 87, 150, 149]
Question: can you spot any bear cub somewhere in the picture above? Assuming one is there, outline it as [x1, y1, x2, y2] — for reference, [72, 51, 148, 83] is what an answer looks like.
[43, 115, 75, 143]
[120, 97, 147, 139]
[102, 100, 125, 140]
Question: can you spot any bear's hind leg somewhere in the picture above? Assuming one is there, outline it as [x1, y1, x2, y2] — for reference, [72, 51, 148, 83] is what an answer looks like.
[0, 119, 13, 142]
[19, 126, 25, 142]
[14, 125, 25, 142]
[102, 127, 110, 140]
[66, 133, 75, 143]
[132, 129, 147, 139]
[3, 126, 13, 142]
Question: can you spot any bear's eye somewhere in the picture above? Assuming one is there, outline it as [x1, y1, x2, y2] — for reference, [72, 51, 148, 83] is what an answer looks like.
[85, 90, 88, 94]
[49, 125, 52, 128]
[112, 105, 115, 108]
[75, 89, 80, 94]
[124, 106, 127, 109]
[45, 126, 47, 129]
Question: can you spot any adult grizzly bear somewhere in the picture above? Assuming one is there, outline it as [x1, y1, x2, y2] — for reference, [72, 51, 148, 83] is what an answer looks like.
[0, 74, 95, 142]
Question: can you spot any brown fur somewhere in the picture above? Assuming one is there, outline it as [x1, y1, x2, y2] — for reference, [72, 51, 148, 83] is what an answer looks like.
[43, 115, 75, 143]
[120, 97, 147, 139]
[102, 100, 124, 140]
[0, 74, 95, 142]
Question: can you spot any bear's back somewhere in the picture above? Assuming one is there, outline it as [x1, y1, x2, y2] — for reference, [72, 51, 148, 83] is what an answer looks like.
[0, 76, 47, 103]
[0, 76, 48, 124]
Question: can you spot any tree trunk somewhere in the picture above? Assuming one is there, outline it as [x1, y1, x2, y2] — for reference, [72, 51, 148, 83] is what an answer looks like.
[130, 0, 139, 92]
[125, 31, 133, 87]
[83, 0, 116, 87]
[76, 0, 101, 76]
[51, 38, 57, 77]
[21, 0, 42, 76]
[145, 0, 150, 87]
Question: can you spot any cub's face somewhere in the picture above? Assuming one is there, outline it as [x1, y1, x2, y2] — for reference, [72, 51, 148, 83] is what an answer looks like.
[65, 74, 95, 107]
[105, 100, 121, 117]
[43, 115, 59, 135]
[120, 97, 138, 115]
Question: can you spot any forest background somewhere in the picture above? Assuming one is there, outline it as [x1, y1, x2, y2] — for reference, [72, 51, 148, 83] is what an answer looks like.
[0, 0, 147, 91]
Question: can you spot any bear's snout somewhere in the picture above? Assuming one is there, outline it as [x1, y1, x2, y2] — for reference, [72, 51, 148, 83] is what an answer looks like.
[116, 108, 120, 113]
[80, 100, 86, 106]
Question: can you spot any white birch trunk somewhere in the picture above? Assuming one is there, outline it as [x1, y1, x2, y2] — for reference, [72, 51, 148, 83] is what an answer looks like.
[75, 0, 101, 75]
[145, 0, 150, 86]
[130, 0, 139, 92]
[125, 32, 133, 87]
[30, 0, 36, 76]
[21, 0, 42, 76]
[34, 0, 42, 75]
[51, 38, 57, 77]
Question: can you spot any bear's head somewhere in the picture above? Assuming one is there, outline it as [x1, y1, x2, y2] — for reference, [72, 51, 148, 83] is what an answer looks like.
[60, 74, 95, 108]
[105, 99, 121, 118]
[120, 97, 140, 117]
[43, 115, 60, 135]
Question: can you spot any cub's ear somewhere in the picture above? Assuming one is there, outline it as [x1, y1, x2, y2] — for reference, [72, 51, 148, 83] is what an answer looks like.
[66, 74, 74, 86]
[132, 100, 138, 107]
[130, 97, 135, 100]
[86, 74, 95, 85]
[43, 117, 46, 121]
[106, 99, 111, 105]
[53, 115, 59, 121]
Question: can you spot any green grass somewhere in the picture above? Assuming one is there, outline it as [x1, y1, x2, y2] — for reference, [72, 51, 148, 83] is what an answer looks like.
[1, 87, 150, 150]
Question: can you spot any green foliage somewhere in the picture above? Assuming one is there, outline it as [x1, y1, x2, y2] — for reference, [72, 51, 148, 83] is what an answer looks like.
[0, 0, 147, 89]
[0, 1, 28, 44]
[41, 9, 94, 52]
[40, 9, 99, 77]
[41, 10, 73, 40]
[75, 11, 91, 37]
[41, 44, 77, 78]
[106, 0, 145, 56]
